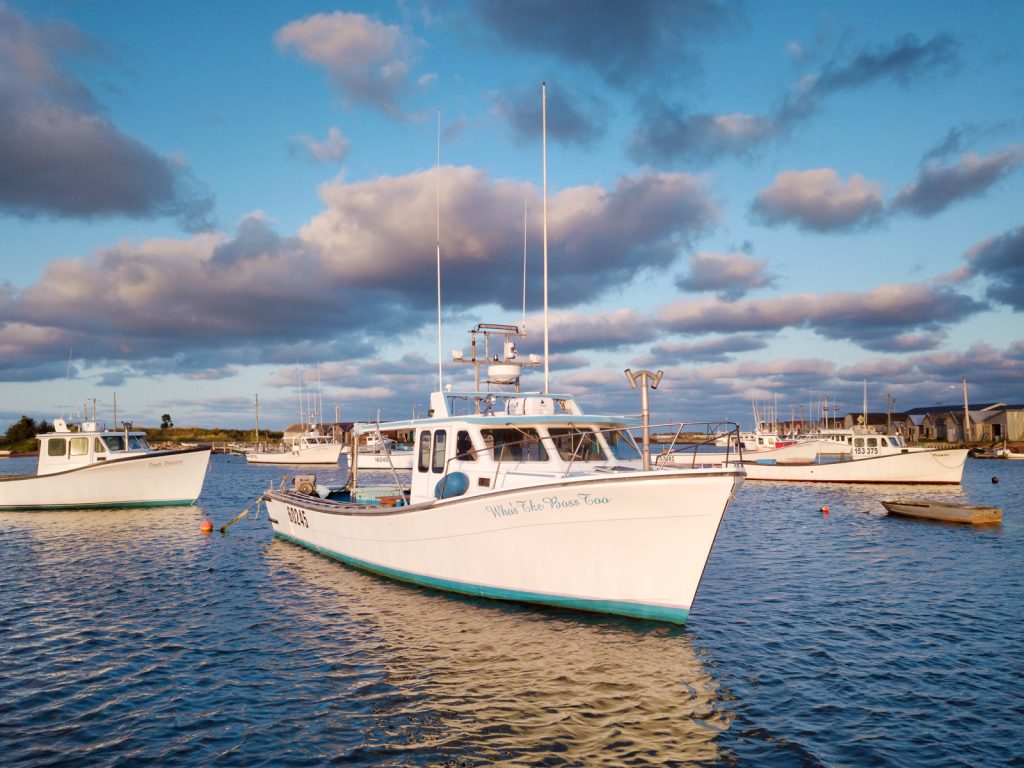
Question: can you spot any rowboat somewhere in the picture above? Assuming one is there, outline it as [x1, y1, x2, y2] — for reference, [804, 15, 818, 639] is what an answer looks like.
[0, 419, 210, 511]
[880, 499, 1002, 524]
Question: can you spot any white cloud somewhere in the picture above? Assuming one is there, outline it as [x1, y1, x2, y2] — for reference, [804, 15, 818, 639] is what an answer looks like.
[275, 12, 421, 117]
[290, 126, 351, 164]
[751, 168, 884, 232]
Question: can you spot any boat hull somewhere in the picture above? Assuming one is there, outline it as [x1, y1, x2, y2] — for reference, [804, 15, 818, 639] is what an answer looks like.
[353, 451, 414, 471]
[670, 448, 968, 484]
[881, 499, 1002, 524]
[264, 468, 743, 624]
[246, 443, 342, 465]
[0, 448, 211, 510]
[675, 438, 846, 465]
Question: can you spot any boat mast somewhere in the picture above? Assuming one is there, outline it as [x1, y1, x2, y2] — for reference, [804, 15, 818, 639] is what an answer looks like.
[862, 379, 868, 429]
[436, 110, 443, 393]
[962, 375, 970, 444]
[522, 198, 528, 332]
[541, 82, 550, 394]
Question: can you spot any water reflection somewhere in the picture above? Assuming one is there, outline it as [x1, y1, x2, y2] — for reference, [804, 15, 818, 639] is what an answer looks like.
[265, 539, 730, 765]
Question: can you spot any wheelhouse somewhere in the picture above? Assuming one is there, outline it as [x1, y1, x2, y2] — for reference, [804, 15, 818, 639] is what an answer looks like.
[36, 420, 153, 476]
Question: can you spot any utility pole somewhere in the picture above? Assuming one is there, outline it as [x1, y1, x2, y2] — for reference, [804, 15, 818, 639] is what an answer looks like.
[962, 376, 971, 445]
[625, 368, 663, 471]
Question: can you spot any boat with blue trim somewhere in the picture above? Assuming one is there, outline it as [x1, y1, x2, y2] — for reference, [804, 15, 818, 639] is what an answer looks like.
[262, 323, 744, 624]
[0, 418, 211, 510]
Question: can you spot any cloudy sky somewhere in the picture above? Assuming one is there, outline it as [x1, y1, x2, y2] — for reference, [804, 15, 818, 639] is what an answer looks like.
[1, 0, 1022, 431]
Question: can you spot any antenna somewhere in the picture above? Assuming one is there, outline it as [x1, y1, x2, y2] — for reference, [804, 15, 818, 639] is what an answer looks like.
[521, 198, 528, 331]
[317, 362, 324, 427]
[436, 110, 443, 392]
[541, 82, 550, 394]
[61, 348, 73, 419]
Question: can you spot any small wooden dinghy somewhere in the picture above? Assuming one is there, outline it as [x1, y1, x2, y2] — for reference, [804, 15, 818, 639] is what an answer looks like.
[881, 499, 1002, 524]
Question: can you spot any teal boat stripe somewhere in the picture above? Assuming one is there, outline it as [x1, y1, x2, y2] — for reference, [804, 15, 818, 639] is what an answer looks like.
[1, 499, 198, 511]
[274, 531, 690, 624]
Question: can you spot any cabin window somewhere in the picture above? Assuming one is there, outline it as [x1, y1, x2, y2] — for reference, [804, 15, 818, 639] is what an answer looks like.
[70, 437, 89, 457]
[481, 428, 549, 462]
[548, 428, 605, 462]
[605, 430, 642, 461]
[104, 435, 126, 452]
[432, 430, 447, 473]
[128, 436, 147, 450]
[94, 438, 107, 453]
[867, 438, 878, 447]
[854, 438, 865, 448]
[456, 430, 476, 461]
[47, 439, 67, 457]
[417, 431, 431, 472]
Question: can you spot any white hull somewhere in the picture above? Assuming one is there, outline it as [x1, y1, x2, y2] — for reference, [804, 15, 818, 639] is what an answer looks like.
[353, 450, 414, 471]
[678, 439, 845, 465]
[247, 442, 342, 465]
[675, 448, 968, 484]
[265, 468, 742, 624]
[0, 448, 211, 510]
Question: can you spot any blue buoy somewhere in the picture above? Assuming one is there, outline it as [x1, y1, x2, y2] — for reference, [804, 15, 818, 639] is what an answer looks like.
[435, 471, 470, 499]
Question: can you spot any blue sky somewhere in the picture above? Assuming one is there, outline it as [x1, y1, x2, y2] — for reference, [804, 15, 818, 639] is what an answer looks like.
[1, 0, 1022, 431]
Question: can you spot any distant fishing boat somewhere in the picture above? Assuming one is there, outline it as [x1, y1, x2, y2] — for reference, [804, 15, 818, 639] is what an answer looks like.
[0, 419, 210, 510]
[246, 370, 342, 465]
[662, 433, 968, 484]
[246, 429, 342, 465]
[351, 429, 414, 471]
[880, 498, 1002, 524]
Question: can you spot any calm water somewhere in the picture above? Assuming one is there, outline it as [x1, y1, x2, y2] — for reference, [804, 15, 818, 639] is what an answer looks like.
[1, 455, 1021, 767]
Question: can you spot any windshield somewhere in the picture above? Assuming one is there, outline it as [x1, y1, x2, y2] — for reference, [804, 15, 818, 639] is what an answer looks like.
[548, 428, 607, 462]
[103, 436, 126, 452]
[604, 429, 642, 461]
[481, 428, 549, 462]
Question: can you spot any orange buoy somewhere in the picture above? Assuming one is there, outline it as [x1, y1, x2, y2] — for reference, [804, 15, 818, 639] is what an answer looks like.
[200, 520, 214, 533]
[821, 505, 830, 514]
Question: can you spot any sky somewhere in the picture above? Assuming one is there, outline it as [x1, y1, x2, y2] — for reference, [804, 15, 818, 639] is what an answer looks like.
[1, 0, 1022, 432]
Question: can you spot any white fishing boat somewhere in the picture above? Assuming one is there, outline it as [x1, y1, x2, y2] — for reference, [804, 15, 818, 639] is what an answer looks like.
[247, 368, 343, 465]
[262, 86, 744, 624]
[263, 325, 744, 623]
[246, 429, 342, 465]
[0, 419, 210, 511]
[662, 432, 968, 484]
[351, 430, 414, 471]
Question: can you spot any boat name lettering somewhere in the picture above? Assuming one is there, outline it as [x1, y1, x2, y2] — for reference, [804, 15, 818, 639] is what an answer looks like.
[486, 493, 610, 518]
[148, 458, 184, 468]
[286, 505, 309, 528]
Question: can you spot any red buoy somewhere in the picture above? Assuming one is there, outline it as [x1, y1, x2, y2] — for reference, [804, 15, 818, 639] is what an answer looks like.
[200, 520, 214, 533]
[821, 505, 830, 515]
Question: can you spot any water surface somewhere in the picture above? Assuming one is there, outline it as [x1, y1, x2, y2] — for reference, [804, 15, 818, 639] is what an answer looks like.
[1, 455, 1021, 766]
